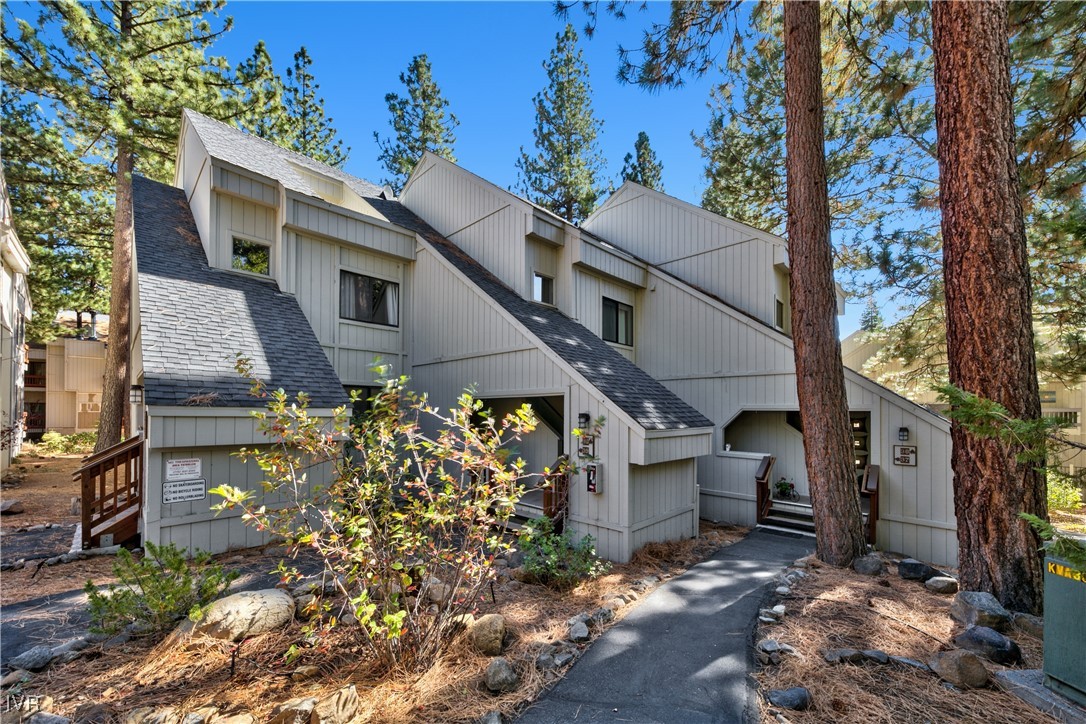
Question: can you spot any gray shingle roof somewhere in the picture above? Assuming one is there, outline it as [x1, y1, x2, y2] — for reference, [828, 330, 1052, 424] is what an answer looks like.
[133, 175, 346, 408]
[366, 198, 713, 432]
[183, 109, 385, 201]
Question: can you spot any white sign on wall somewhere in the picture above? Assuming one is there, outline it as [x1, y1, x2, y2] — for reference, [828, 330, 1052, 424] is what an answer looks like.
[893, 445, 918, 467]
[165, 458, 202, 482]
[163, 478, 206, 504]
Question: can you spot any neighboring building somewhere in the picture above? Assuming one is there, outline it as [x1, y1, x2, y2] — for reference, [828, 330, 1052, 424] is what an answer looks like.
[117, 109, 958, 565]
[24, 337, 107, 438]
[842, 330, 1085, 475]
[1, 167, 32, 472]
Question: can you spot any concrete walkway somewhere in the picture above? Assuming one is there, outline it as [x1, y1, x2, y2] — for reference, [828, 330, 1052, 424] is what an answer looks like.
[517, 529, 813, 724]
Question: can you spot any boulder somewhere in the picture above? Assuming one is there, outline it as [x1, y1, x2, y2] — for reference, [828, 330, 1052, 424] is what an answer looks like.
[852, 554, 886, 576]
[823, 648, 865, 664]
[266, 697, 316, 724]
[9, 645, 55, 671]
[193, 589, 295, 642]
[950, 591, 1012, 632]
[0, 669, 30, 687]
[897, 559, 940, 581]
[569, 621, 590, 643]
[952, 626, 1023, 665]
[485, 657, 519, 693]
[313, 685, 359, 724]
[470, 614, 506, 656]
[1012, 612, 1043, 639]
[925, 577, 959, 594]
[862, 649, 889, 665]
[889, 656, 930, 672]
[1, 499, 25, 514]
[928, 650, 989, 689]
[766, 687, 811, 711]
[26, 715, 70, 724]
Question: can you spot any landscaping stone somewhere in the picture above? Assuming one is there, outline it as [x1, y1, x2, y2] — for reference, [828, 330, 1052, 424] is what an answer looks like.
[897, 558, 940, 581]
[180, 706, 218, 724]
[471, 614, 506, 656]
[952, 626, 1023, 665]
[450, 613, 475, 631]
[567, 612, 590, 627]
[123, 707, 180, 724]
[823, 648, 865, 664]
[569, 621, 590, 642]
[757, 639, 783, 654]
[536, 653, 556, 670]
[51, 637, 89, 658]
[476, 713, 502, 724]
[852, 553, 886, 576]
[267, 697, 316, 724]
[1011, 612, 1043, 638]
[758, 616, 777, 624]
[925, 576, 959, 594]
[193, 589, 295, 642]
[771, 604, 785, 617]
[10, 644, 55, 671]
[553, 652, 574, 667]
[929, 650, 989, 689]
[1, 499, 25, 514]
[759, 608, 782, 621]
[485, 658, 519, 693]
[0, 669, 30, 687]
[71, 702, 117, 724]
[293, 593, 317, 614]
[291, 665, 321, 681]
[775, 586, 791, 596]
[208, 715, 256, 724]
[950, 591, 1012, 631]
[889, 656, 930, 672]
[862, 649, 889, 664]
[766, 687, 811, 711]
[26, 714, 70, 724]
[313, 685, 359, 724]
[589, 607, 614, 626]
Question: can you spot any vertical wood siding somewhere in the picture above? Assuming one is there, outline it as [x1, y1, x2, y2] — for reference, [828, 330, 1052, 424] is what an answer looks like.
[214, 193, 276, 271]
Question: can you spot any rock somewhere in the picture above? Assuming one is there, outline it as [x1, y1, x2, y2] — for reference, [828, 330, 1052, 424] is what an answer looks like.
[603, 597, 626, 610]
[291, 664, 321, 681]
[1, 499, 25, 514]
[470, 614, 506, 656]
[427, 583, 451, 605]
[929, 650, 989, 689]
[313, 685, 358, 724]
[26, 715, 70, 724]
[862, 649, 889, 664]
[771, 604, 786, 617]
[823, 648, 865, 664]
[27, 524, 46, 532]
[589, 607, 615, 626]
[925, 576, 959, 594]
[207, 716, 256, 724]
[72, 703, 117, 723]
[293, 593, 317, 615]
[10, 644, 55, 671]
[553, 651, 574, 667]
[952, 626, 1023, 665]
[766, 687, 811, 711]
[263, 545, 290, 557]
[123, 708, 180, 724]
[0, 669, 30, 687]
[450, 613, 475, 631]
[567, 612, 590, 627]
[758, 616, 777, 624]
[950, 591, 1012, 632]
[759, 608, 782, 621]
[852, 553, 886, 576]
[1012, 612, 1043, 638]
[569, 621, 590, 642]
[193, 589, 294, 641]
[897, 558, 940, 581]
[485, 657, 519, 693]
[180, 706, 218, 724]
[51, 637, 90, 658]
[476, 713, 502, 724]
[889, 656, 930, 672]
[536, 653, 556, 669]
[775, 586, 791, 596]
[267, 697, 316, 724]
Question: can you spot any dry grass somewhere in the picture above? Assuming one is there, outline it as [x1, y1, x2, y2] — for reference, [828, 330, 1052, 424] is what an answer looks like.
[1, 454, 84, 530]
[1052, 505, 1086, 535]
[28, 522, 747, 722]
[754, 560, 1053, 724]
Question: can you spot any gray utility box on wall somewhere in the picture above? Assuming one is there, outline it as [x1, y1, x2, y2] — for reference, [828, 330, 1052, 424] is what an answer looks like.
[1042, 555, 1086, 708]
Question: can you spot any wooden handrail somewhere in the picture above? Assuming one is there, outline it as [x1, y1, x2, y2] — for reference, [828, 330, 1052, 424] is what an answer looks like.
[542, 455, 570, 533]
[78, 433, 144, 549]
[860, 464, 880, 545]
[755, 455, 776, 523]
[73, 434, 145, 476]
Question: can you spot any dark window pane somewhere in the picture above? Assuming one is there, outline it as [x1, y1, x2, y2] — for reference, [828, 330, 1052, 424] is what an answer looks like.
[232, 237, 270, 275]
[340, 270, 399, 326]
[602, 297, 618, 342]
[533, 273, 554, 304]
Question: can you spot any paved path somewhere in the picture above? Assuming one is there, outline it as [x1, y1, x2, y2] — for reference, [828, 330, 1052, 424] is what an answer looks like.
[517, 529, 813, 724]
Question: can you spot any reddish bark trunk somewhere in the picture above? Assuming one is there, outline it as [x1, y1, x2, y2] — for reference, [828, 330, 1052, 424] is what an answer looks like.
[932, 0, 1046, 614]
[783, 0, 867, 566]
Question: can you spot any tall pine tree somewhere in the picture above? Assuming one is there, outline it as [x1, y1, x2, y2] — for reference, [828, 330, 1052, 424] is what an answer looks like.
[283, 47, 349, 167]
[375, 54, 458, 195]
[3, 0, 244, 449]
[516, 24, 606, 223]
[234, 41, 290, 141]
[620, 131, 664, 190]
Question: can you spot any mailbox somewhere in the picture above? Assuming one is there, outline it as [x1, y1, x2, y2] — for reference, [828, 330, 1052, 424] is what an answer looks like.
[586, 463, 602, 495]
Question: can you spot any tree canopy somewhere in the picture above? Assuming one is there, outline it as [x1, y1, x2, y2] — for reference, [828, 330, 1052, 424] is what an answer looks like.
[620, 131, 664, 190]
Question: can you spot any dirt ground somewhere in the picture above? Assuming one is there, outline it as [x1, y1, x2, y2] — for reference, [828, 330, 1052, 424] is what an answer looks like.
[1, 453, 85, 529]
[754, 558, 1053, 724]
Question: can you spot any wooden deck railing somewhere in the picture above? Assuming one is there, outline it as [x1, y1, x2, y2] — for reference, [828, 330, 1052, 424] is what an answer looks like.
[860, 464, 881, 545]
[542, 455, 570, 532]
[75, 433, 145, 549]
[755, 455, 776, 524]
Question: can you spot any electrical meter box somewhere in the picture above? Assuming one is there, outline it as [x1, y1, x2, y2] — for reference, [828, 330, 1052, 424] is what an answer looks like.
[585, 463, 602, 495]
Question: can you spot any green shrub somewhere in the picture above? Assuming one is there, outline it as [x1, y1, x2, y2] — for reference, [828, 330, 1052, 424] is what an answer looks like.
[1048, 469, 1084, 513]
[517, 516, 609, 591]
[85, 542, 238, 635]
[36, 430, 97, 455]
[212, 363, 540, 671]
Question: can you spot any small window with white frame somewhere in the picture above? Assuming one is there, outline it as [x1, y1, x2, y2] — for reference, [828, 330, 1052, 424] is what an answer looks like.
[232, 237, 271, 276]
[775, 297, 786, 330]
[340, 270, 399, 327]
[533, 272, 555, 305]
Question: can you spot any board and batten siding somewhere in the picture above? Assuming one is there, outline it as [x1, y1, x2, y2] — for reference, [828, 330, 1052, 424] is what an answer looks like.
[178, 122, 213, 258]
[572, 269, 639, 362]
[624, 267, 958, 566]
[212, 191, 276, 274]
[627, 459, 699, 552]
[142, 409, 333, 555]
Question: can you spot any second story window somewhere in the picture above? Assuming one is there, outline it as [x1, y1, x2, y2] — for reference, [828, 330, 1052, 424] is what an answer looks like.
[340, 270, 399, 327]
[602, 297, 633, 346]
[533, 273, 555, 305]
[232, 237, 270, 276]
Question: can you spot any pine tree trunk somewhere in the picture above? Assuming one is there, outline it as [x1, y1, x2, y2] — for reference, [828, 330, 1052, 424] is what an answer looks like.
[94, 3, 134, 452]
[932, 0, 1046, 614]
[783, 0, 868, 567]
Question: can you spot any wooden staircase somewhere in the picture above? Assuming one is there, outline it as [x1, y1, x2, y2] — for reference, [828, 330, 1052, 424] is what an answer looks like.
[76, 434, 145, 550]
[510, 456, 569, 532]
